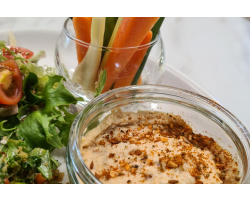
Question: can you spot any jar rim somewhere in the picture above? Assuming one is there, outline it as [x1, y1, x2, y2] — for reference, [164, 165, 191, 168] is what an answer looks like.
[68, 85, 250, 184]
[63, 17, 162, 50]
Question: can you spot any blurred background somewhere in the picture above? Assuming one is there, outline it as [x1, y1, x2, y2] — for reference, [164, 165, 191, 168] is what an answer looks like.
[0, 17, 249, 130]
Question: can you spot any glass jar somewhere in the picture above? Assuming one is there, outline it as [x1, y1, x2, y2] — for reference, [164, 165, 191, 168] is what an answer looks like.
[55, 18, 165, 102]
[67, 85, 250, 184]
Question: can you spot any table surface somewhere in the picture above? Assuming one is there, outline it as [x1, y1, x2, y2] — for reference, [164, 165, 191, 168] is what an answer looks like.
[0, 17, 249, 132]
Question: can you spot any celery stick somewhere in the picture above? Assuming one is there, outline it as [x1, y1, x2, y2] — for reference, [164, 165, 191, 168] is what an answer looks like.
[72, 17, 106, 92]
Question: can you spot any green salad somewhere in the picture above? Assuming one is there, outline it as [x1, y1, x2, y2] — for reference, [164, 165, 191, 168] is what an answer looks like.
[0, 38, 82, 184]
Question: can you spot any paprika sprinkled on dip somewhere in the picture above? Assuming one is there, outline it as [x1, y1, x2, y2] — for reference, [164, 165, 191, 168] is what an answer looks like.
[81, 109, 240, 184]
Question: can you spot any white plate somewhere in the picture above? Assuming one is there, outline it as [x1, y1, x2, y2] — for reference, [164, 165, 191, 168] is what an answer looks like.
[0, 29, 215, 183]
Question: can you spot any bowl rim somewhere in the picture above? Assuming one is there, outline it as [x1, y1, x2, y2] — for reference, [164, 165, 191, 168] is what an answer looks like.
[68, 84, 250, 184]
[63, 17, 162, 50]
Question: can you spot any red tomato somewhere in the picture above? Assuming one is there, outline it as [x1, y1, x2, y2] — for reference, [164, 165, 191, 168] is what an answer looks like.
[0, 152, 6, 157]
[35, 173, 47, 184]
[2, 46, 34, 59]
[0, 59, 23, 105]
[4, 179, 9, 184]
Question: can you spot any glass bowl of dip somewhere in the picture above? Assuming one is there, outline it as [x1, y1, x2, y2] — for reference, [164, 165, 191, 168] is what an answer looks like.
[55, 18, 165, 102]
[67, 85, 250, 184]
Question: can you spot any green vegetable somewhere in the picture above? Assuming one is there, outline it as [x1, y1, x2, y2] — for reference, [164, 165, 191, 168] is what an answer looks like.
[72, 17, 106, 92]
[0, 41, 15, 58]
[22, 72, 44, 105]
[17, 111, 62, 151]
[42, 75, 78, 115]
[28, 51, 46, 64]
[102, 17, 118, 59]
[30, 148, 52, 180]
[50, 156, 61, 170]
[0, 116, 19, 137]
[94, 69, 107, 97]
[99, 17, 123, 70]
[131, 17, 165, 85]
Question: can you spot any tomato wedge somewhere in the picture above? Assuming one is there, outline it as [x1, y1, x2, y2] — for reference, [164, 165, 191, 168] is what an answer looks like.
[0, 59, 23, 105]
[4, 178, 9, 184]
[35, 173, 47, 184]
[2, 46, 34, 60]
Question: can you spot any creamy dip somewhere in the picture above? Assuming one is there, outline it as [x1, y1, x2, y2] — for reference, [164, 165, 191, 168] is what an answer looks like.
[81, 109, 240, 184]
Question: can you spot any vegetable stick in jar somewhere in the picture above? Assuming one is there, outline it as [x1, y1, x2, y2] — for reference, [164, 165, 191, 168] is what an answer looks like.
[101, 17, 159, 93]
[73, 17, 92, 63]
[113, 31, 152, 88]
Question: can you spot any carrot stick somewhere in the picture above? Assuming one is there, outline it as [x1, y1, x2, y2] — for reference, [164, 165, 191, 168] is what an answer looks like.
[113, 31, 152, 88]
[72, 17, 106, 92]
[73, 17, 92, 63]
[101, 17, 159, 93]
[137, 76, 143, 85]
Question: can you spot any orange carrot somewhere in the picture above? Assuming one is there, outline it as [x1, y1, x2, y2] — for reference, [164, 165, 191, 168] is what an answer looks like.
[114, 31, 152, 88]
[102, 17, 159, 93]
[73, 17, 92, 63]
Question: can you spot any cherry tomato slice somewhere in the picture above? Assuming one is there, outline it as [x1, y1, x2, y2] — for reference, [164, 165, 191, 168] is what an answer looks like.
[0, 59, 23, 105]
[35, 173, 47, 184]
[2, 46, 34, 60]
[4, 178, 9, 184]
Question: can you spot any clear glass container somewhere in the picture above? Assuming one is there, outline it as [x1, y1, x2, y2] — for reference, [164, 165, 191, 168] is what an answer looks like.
[67, 85, 250, 184]
[55, 18, 165, 101]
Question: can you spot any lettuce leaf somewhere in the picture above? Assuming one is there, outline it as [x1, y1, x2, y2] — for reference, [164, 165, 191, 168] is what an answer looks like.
[42, 75, 78, 115]
[15, 74, 79, 151]
[30, 148, 52, 180]
[16, 111, 60, 151]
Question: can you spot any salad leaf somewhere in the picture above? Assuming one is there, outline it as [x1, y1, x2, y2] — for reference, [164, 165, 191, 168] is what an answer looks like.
[0, 40, 15, 57]
[22, 72, 44, 105]
[0, 115, 19, 137]
[28, 51, 46, 64]
[0, 120, 16, 133]
[0, 47, 7, 62]
[16, 74, 80, 151]
[30, 148, 52, 180]
[42, 75, 78, 115]
[0, 154, 8, 183]
[50, 156, 61, 170]
[16, 111, 62, 151]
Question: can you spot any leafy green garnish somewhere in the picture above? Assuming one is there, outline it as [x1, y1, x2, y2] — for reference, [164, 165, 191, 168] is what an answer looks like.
[42, 75, 78, 115]
[17, 111, 61, 151]
[0, 115, 19, 137]
[30, 148, 52, 180]
[28, 51, 46, 64]
[22, 72, 44, 105]
[0, 41, 15, 58]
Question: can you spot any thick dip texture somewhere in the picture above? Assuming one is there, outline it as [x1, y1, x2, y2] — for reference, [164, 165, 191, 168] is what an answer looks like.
[81, 109, 240, 184]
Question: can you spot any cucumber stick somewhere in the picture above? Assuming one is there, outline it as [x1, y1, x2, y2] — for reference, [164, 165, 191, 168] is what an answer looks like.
[72, 17, 106, 92]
